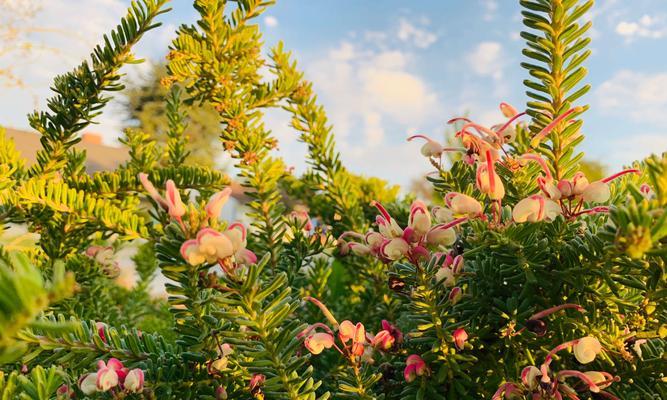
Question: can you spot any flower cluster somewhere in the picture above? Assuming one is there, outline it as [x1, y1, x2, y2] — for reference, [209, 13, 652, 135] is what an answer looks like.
[84, 245, 120, 278]
[139, 175, 257, 272]
[493, 336, 619, 400]
[299, 297, 403, 364]
[180, 225, 257, 272]
[338, 198, 476, 264]
[515, 153, 640, 221]
[408, 104, 642, 225]
[78, 358, 144, 396]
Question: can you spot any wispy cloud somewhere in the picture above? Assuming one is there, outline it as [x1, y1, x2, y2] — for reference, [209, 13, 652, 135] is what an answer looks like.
[396, 18, 437, 49]
[615, 14, 667, 41]
[596, 70, 667, 126]
[481, 0, 499, 21]
[264, 15, 278, 28]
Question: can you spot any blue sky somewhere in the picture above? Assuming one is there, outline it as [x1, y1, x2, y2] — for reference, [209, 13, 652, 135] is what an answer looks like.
[1, 0, 666, 187]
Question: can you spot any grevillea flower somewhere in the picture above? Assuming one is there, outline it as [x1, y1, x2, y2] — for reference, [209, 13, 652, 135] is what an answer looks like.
[216, 386, 228, 400]
[371, 330, 394, 351]
[431, 206, 454, 223]
[582, 169, 640, 203]
[249, 374, 265, 397]
[339, 320, 366, 356]
[573, 336, 602, 364]
[96, 365, 119, 392]
[512, 195, 561, 223]
[206, 187, 233, 219]
[289, 209, 314, 231]
[179, 225, 256, 268]
[211, 343, 233, 372]
[521, 366, 541, 390]
[453, 328, 468, 350]
[56, 384, 73, 398]
[407, 134, 445, 158]
[78, 373, 98, 395]
[408, 200, 431, 237]
[371, 320, 403, 351]
[305, 332, 335, 355]
[445, 192, 483, 216]
[583, 371, 615, 390]
[165, 179, 186, 219]
[196, 228, 235, 262]
[403, 354, 428, 382]
[435, 266, 455, 287]
[476, 150, 505, 200]
[124, 368, 145, 393]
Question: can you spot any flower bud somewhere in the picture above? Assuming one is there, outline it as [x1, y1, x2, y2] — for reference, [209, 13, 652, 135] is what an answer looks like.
[512, 195, 561, 223]
[216, 386, 229, 400]
[453, 328, 468, 350]
[499, 102, 519, 118]
[476, 152, 505, 200]
[206, 188, 232, 220]
[557, 179, 573, 198]
[165, 179, 186, 219]
[235, 248, 257, 265]
[138, 173, 168, 209]
[572, 172, 589, 196]
[583, 371, 613, 390]
[348, 243, 370, 256]
[435, 267, 455, 287]
[525, 319, 547, 336]
[449, 287, 462, 305]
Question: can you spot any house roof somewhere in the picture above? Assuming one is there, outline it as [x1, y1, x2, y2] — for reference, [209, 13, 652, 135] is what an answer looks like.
[3, 127, 128, 172]
[3, 127, 247, 201]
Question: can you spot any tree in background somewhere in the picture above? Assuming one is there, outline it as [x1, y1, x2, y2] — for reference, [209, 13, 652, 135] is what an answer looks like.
[123, 63, 222, 167]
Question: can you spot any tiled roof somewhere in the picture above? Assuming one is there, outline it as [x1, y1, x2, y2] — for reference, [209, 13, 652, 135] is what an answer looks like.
[3, 127, 128, 172]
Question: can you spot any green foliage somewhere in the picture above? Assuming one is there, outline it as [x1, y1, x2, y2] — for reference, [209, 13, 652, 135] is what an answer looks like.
[0, 1, 664, 399]
[521, 0, 593, 180]
[123, 64, 222, 167]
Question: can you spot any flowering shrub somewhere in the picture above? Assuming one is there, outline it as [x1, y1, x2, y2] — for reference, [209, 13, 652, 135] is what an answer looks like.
[0, 0, 665, 399]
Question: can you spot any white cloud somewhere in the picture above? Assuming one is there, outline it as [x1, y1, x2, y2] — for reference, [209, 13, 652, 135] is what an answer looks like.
[307, 40, 439, 146]
[481, 0, 498, 21]
[615, 14, 667, 40]
[264, 15, 278, 28]
[466, 41, 503, 80]
[0, 0, 166, 144]
[606, 133, 667, 167]
[397, 18, 437, 49]
[596, 70, 667, 125]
